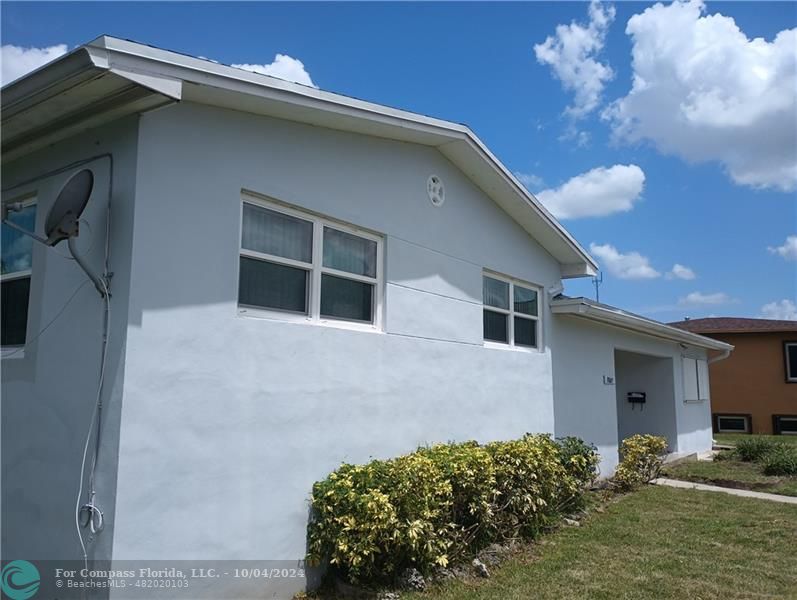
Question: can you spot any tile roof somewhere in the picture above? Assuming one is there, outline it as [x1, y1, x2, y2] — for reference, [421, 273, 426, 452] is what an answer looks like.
[669, 317, 797, 334]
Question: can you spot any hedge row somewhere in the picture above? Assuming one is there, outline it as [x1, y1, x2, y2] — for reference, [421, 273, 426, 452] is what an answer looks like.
[307, 434, 598, 584]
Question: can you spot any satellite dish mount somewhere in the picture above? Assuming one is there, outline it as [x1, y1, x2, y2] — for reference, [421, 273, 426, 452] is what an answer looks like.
[2, 169, 109, 297]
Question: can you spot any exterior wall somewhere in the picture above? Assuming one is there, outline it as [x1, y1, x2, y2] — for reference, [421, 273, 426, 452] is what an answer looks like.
[1, 118, 139, 567]
[551, 315, 712, 475]
[109, 102, 563, 596]
[706, 332, 797, 434]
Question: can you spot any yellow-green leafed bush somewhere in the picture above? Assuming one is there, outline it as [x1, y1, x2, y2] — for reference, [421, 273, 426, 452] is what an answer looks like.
[307, 434, 599, 585]
[613, 434, 668, 490]
[486, 435, 570, 539]
[416, 442, 496, 556]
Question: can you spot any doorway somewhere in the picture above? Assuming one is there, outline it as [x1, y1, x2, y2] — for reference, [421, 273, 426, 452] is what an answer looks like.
[614, 350, 678, 451]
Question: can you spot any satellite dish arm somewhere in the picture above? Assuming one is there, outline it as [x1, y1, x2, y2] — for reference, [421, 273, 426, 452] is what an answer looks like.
[68, 237, 108, 298]
[1, 216, 49, 246]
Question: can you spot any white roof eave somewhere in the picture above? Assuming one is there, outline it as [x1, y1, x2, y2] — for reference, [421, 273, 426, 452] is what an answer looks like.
[551, 297, 735, 352]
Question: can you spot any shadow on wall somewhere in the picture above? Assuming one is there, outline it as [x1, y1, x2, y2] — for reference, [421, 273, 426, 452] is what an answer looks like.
[614, 350, 677, 448]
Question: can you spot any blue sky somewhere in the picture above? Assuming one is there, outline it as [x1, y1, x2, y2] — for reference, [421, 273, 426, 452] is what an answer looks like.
[2, 1, 795, 322]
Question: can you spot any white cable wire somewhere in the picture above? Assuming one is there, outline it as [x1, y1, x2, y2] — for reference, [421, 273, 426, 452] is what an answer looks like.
[74, 276, 110, 572]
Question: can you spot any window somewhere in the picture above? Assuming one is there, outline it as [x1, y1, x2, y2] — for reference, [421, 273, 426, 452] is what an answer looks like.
[682, 356, 709, 401]
[482, 273, 540, 349]
[774, 416, 797, 436]
[238, 196, 382, 327]
[785, 342, 797, 383]
[1, 200, 36, 347]
[715, 414, 749, 433]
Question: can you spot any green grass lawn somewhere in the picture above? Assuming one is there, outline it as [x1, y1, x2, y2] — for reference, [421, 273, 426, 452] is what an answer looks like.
[663, 458, 797, 497]
[404, 486, 797, 600]
[715, 433, 797, 446]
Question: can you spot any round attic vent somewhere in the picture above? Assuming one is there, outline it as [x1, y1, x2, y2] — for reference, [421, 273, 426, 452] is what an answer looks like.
[427, 175, 445, 207]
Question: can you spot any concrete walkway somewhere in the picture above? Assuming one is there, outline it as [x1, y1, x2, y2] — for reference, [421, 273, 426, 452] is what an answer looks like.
[652, 477, 797, 505]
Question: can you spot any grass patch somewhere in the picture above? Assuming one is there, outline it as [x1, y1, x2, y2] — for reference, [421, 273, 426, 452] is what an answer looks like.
[663, 459, 797, 497]
[404, 486, 797, 600]
[715, 433, 797, 446]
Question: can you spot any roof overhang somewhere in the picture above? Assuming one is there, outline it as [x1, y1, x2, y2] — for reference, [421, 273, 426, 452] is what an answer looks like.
[1, 44, 182, 162]
[1, 36, 597, 278]
[551, 297, 735, 352]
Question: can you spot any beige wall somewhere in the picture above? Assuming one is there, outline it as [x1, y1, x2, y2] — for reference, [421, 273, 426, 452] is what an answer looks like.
[708, 332, 797, 433]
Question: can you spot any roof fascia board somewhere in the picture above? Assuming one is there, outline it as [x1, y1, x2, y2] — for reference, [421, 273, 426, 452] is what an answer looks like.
[1, 48, 98, 116]
[552, 299, 734, 351]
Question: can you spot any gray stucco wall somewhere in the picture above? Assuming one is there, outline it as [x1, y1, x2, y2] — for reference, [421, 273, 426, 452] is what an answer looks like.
[551, 315, 713, 476]
[1, 118, 139, 568]
[107, 102, 563, 596]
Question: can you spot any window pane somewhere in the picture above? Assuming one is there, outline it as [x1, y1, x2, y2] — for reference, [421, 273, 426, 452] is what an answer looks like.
[514, 285, 538, 316]
[788, 345, 797, 380]
[483, 276, 509, 310]
[483, 310, 508, 343]
[1, 204, 36, 275]
[778, 418, 797, 434]
[1, 276, 30, 346]
[238, 257, 308, 314]
[323, 227, 377, 278]
[514, 316, 537, 347]
[718, 417, 747, 432]
[320, 274, 373, 322]
[241, 203, 313, 263]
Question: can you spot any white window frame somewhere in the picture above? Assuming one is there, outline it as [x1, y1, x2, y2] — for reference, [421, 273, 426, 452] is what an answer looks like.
[1, 196, 37, 351]
[482, 270, 542, 351]
[716, 415, 749, 434]
[785, 342, 797, 383]
[238, 193, 383, 332]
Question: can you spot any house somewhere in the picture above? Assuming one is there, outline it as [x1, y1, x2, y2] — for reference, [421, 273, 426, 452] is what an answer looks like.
[670, 317, 797, 435]
[1, 37, 731, 598]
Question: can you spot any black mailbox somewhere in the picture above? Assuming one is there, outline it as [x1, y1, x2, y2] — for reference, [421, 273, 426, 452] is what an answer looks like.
[627, 392, 646, 404]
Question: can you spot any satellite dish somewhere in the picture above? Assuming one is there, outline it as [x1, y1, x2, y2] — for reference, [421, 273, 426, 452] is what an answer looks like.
[44, 169, 93, 246]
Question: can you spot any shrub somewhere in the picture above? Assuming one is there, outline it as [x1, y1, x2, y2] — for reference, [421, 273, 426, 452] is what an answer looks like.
[762, 445, 797, 476]
[307, 434, 599, 585]
[613, 434, 668, 490]
[416, 442, 496, 555]
[734, 437, 783, 462]
[556, 436, 600, 490]
[486, 434, 570, 540]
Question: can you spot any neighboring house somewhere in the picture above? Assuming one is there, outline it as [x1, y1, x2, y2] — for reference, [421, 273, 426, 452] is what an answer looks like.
[1, 37, 731, 599]
[670, 317, 797, 435]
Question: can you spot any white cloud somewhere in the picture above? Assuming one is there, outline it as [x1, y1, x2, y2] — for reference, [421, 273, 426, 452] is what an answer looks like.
[514, 172, 545, 190]
[534, 1, 616, 118]
[768, 235, 797, 261]
[604, 0, 797, 191]
[760, 299, 797, 320]
[678, 291, 733, 306]
[232, 54, 316, 87]
[1, 44, 68, 86]
[537, 164, 645, 219]
[666, 263, 696, 280]
[590, 243, 660, 280]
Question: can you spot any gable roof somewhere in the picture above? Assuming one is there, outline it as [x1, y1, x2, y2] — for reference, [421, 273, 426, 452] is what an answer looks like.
[669, 317, 797, 334]
[1, 36, 597, 278]
[552, 296, 734, 351]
